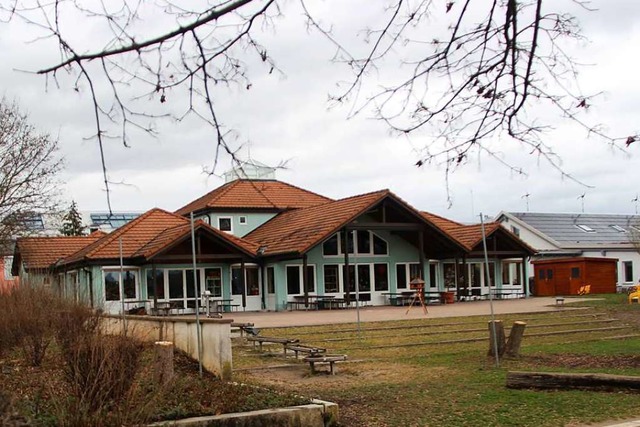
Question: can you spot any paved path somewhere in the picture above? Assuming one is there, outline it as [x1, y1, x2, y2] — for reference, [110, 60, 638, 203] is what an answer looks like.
[221, 297, 591, 328]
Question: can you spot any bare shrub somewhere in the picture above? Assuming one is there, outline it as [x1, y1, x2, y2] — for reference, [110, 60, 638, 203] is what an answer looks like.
[0, 285, 60, 366]
[56, 310, 145, 424]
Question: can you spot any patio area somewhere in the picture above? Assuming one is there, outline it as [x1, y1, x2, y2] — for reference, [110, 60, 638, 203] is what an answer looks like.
[217, 296, 592, 328]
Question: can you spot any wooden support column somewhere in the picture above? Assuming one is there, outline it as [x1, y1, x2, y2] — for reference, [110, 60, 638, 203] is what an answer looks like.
[462, 255, 468, 300]
[302, 254, 309, 308]
[522, 256, 528, 297]
[260, 263, 266, 310]
[240, 259, 246, 310]
[419, 230, 425, 299]
[343, 229, 351, 302]
[152, 263, 158, 310]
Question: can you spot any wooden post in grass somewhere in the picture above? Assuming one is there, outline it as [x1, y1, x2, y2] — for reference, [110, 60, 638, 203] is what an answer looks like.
[505, 321, 527, 358]
[154, 341, 174, 386]
[488, 320, 505, 357]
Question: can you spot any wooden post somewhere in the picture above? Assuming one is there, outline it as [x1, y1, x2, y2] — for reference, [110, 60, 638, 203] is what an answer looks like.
[302, 254, 308, 309]
[154, 341, 174, 386]
[505, 321, 527, 358]
[343, 229, 351, 303]
[488, 320, 505, 357]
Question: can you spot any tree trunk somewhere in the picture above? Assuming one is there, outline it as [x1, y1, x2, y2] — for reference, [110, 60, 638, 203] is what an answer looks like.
[154, 341, 174, 386]
[487, 320, 505, 357]
[505, 321, 527, 358]
[506, 371, 640, 392]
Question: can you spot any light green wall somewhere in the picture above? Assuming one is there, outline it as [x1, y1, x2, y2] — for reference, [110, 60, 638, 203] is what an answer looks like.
[196, 212, 276, 237]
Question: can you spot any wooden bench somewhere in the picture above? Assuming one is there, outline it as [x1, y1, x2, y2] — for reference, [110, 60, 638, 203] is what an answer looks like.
[285, 343, 327, 359]
[287, 300, 318, 311]
[231, 322, 256, 338]
[247, 336, 300, 355]
[304, 354, 348, 375]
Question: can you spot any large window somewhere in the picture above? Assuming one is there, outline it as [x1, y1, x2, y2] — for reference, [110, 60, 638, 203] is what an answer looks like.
[322, 231, 388, 256]
[204, 268, 222, 297]
[373, 263, 389, 291]
[357, 264, 371, 292]
[146, 269, 165, 299]
[286, 265, 315, 295]
[104, 270, 137, 301]
[267, 267, 275, 294]
[396, 263, 421, 289]
[443, 263, 457, 289]
[429, 263, 438, 289]
[324, 265, 340, 293]
[623, 261, 633, 282]
[168, 270, 184, 299]
[246, 268, 260, 296]
[231, 266, 261, 297]
[502, 261, 523, 286]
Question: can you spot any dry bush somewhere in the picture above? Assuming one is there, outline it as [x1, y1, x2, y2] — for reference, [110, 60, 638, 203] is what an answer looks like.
[55, 308, 146, 425]
[0, 284, 60, 366]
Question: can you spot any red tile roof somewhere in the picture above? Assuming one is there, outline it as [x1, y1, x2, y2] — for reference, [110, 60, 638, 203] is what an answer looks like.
[245, 190, 390, 256]
[174, 179, 332, 215]
[61, 208, 257, 265]
[421, 212, 532, 252]
[15, 235, 104, 270]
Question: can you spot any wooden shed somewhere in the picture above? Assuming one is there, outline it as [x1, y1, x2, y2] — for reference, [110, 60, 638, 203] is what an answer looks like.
[532, 257, 617, 296]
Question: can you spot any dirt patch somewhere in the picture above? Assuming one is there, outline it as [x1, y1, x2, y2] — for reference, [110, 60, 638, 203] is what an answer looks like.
[525, 353, 640, 369]
[241, 361, 451, 393]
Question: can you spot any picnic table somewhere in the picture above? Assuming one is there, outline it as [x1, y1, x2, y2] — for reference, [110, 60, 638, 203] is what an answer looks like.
[383, 291, 441, 306]
[247, 336, 300, 355]
[204, 298, 240, 316]
[304, 354, 348, 375]
[284, 343, 327, 359]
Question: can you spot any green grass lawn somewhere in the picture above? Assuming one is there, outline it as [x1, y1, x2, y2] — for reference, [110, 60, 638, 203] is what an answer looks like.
[234, 295, 640, 426]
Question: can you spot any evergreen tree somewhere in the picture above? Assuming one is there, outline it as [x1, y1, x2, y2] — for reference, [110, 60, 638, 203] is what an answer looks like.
[59, 201, 85, 236]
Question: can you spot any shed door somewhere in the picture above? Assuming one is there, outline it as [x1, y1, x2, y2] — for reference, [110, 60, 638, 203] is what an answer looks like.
[568, 264, 583, 295]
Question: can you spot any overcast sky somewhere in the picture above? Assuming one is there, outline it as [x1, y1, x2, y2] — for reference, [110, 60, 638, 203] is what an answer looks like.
[0, 0, 639, 224]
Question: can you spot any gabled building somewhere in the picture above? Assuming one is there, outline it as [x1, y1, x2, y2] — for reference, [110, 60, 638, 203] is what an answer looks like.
[496, 212, 640, 288]
[12, 179, 535, 314]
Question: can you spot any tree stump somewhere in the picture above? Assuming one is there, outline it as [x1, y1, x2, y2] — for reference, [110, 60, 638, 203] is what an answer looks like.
[154, 341, 174, 386]
[505, 321, 527, 358]
[488, 320, 505, 357]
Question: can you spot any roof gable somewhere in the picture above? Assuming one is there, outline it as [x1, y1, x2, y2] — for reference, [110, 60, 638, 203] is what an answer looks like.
[245, 190, 465, 257]
[62, 208, 257, 266]
[174, 179, 333, 215]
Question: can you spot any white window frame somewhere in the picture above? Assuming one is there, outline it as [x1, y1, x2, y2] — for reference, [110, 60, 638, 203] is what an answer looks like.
[239, 216, 247, 225]
[285, 264, 316, 296]
[102, 267, 140, 302]
[395, 262, 421, 289]
[218, 216, 233, 234]
[322, 231, 389, 257]
[610, 225, 626, 233]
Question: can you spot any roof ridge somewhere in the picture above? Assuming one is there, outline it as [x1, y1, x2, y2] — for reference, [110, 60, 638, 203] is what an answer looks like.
[133, 222, 191, 257]
[83, 208, 171, 258]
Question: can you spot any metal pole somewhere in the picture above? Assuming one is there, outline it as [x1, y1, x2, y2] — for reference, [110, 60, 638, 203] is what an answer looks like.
[190, 212, 203, 378]
[354, 255, 361, 338]
[119, 237, 126, 335]
[481, 213, 500, 368]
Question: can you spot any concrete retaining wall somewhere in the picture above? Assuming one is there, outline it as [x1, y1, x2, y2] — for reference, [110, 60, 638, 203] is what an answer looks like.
[103, 315, 233, 379]
[150, 399, 339, 427]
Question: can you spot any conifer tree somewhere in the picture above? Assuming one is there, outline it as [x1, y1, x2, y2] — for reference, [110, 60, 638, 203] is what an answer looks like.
[59, 201, 84, 236]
